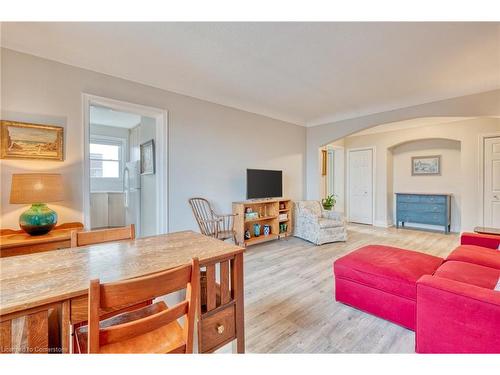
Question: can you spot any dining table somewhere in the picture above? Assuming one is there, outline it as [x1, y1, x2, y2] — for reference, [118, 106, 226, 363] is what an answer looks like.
[0, 230, 245, 354]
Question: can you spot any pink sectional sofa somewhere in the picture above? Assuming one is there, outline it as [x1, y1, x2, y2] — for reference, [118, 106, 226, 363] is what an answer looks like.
[333, 232, 500, 353]
[334, 245, 443, 330]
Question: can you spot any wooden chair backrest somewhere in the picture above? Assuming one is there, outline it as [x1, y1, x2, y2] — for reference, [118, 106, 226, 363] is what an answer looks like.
[74, 224, 135, 247]
[88, 258, 200, 353]
[188, 198, 217, 236]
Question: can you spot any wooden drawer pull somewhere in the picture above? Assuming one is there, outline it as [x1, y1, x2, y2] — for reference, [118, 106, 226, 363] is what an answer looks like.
[217, 325, 225, 334]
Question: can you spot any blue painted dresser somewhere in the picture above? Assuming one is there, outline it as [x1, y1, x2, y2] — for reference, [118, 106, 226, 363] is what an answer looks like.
[395, 193, 451, 233]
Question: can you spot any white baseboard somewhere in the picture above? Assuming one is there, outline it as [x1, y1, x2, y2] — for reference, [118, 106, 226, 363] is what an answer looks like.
[373, 220, 394, 228]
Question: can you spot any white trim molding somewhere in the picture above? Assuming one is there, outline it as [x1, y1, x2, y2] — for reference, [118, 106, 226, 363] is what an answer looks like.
[82, 94, 169, 234]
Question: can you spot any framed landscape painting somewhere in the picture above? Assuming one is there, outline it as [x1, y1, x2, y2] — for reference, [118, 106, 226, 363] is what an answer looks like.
[0, 120, 64, 161]
[411, 155, 441, 176]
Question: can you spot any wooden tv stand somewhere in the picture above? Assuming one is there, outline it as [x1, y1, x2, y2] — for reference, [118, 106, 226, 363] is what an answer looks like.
[232, 198, 293, 247]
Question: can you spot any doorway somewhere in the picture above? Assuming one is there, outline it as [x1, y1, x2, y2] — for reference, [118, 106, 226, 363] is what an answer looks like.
[347, 147, 374, 225]
[483, 136, 500, 227]
[82, 95, 168, 237]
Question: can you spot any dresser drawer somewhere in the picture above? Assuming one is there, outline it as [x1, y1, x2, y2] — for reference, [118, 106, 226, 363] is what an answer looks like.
[397, 202, 445, 213]
[418, 195, 447, 204]
[397, 211, 446, 225]
[200, 304, 235, 352]
[396, 194, 421, 203]
[397, 194, 446, 204]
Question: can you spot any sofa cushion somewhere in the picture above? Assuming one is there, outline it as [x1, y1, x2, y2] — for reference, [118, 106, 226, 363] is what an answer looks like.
[446, 245, 500, 270]
[334, 245, 443, 300]
[434, 261, 500, 290]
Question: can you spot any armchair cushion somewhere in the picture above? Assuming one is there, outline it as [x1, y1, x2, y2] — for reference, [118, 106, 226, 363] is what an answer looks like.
[446, 245, 500, 270]
[322, 210, 343, 220]
[318, 217, 344, 229]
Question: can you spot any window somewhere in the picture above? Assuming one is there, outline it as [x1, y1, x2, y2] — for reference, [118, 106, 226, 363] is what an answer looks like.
[90, 137, 125, 179]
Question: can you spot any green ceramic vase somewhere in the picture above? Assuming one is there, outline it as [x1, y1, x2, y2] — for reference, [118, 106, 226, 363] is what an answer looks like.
[19, 203, 58, 236]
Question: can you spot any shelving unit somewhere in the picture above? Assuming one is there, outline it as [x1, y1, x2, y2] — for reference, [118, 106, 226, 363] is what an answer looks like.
[232, 198, 293, 247]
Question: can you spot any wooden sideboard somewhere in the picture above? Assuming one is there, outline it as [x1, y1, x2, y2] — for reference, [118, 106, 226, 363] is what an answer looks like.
[395, 193, 451, 233]
[0, 223, 85, 258]
[233, 198, 293, 247]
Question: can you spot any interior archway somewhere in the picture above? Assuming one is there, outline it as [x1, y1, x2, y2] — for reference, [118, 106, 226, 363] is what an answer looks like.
[318, 116, 500, 231]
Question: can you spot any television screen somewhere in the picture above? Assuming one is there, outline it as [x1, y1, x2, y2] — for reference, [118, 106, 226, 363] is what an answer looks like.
[247, 169, 283, 199]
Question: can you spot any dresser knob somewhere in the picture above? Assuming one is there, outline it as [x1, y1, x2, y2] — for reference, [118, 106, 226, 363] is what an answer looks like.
[217, 325, 225, 334]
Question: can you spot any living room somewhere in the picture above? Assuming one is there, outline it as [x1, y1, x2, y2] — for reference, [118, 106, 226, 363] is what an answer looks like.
[1, 2, 499, 374]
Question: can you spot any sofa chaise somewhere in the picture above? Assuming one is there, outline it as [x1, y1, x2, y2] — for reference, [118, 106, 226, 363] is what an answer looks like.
[333, 232, 500, 353]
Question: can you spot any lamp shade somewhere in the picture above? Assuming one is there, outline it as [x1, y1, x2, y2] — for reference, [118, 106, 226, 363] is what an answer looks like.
[10, 173, 64, 204]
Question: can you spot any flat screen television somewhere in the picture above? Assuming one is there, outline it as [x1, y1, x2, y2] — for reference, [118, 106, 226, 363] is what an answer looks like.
[246, 169, 283, 199]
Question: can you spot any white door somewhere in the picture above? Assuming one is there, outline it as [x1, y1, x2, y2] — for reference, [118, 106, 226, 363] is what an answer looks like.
[348, 148, 373, 224]
[484, 137, 500, 227]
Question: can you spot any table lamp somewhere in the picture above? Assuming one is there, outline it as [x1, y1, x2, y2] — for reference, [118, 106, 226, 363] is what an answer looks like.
[9, 173, 64, 236]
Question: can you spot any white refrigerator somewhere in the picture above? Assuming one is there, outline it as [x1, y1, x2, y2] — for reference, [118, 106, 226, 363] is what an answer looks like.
[124, 160, 141, 237]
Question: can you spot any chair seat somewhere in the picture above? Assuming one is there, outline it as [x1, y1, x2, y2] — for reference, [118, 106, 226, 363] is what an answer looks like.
[75, 301, 186, 354]
[319, 217, 343, 229]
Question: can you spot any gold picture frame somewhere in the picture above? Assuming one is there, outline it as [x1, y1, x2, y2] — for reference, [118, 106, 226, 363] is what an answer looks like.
[321, 149, 327, 176]
[0, 120, 64, 161]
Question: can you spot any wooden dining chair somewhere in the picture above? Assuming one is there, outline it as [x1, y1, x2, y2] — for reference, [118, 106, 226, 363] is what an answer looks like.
[189, 198, 238, 244]
[72, 224, 135, 247]
[75, 258, 200, 354]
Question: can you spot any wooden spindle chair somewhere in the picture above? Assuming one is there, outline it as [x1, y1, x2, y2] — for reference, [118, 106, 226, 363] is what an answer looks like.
[72, 224, 135, 247]
[188, 198, 238, 244]
[75, 258, 199, 354]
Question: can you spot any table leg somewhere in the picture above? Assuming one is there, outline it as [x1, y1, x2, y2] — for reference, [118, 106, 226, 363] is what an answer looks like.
[0, 320, 12, 353]
[233, 253, 245, 353]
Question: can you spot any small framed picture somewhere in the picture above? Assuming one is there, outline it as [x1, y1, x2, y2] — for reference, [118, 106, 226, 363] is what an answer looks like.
[412, 155, 441, 176]
[140, 139, 155, 175]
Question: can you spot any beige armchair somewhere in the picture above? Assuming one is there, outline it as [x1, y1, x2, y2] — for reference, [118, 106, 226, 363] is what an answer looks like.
[293, 200, 347, 245]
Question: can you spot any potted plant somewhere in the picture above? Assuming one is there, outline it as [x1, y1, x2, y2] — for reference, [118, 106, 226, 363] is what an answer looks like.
[321, 194, 336, 210]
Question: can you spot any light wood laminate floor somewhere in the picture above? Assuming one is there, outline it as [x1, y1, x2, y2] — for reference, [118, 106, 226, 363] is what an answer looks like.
[243, 224, 459, 353]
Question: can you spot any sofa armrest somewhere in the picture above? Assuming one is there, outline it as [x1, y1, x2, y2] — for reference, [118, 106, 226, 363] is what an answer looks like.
[461, 232, 500, 249]
[416, 275, 500, 353]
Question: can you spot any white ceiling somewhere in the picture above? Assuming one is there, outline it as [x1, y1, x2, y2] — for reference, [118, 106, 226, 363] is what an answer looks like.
[90, 105, 141, 128]
[2, 22, 499, 126]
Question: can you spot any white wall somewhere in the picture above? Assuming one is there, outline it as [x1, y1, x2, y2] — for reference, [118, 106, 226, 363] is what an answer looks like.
[0, 49, 306, 232]
[306, 90, 500, 200]
[341, 117, 500, 231]
[391, 139, 461, 232]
